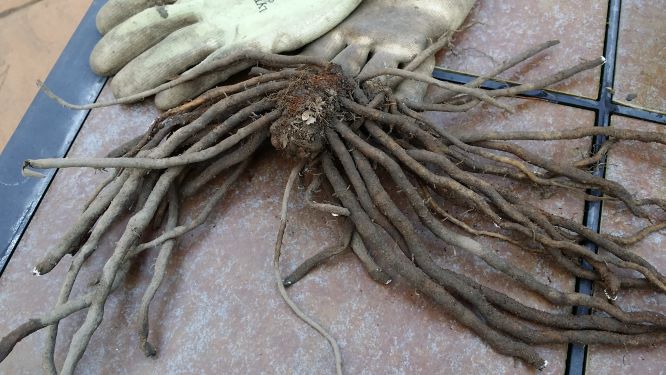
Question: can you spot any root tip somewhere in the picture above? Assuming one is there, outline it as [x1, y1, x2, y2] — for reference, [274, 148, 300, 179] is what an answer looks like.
[538, 360, 548, 371]
[141, 341, 157, 358]
[21, 161, 45, 179]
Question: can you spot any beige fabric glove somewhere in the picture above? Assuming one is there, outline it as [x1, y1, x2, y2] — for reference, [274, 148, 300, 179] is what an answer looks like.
[119, 0, 476, 109]
[302, 0, 475, 101]
[90, 0, 361, 100]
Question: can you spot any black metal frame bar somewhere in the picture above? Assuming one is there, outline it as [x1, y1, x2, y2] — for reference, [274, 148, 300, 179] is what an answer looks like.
[0, 0, 663, 373]
[431, 69, 665, 125]
[0, 0, 107, 274]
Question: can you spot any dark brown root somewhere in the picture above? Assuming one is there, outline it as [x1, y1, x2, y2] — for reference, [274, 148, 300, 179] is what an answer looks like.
[283, 221, 353, 287]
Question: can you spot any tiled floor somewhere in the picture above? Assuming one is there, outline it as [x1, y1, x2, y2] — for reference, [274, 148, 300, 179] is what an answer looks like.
[0, 0, 90, 152]
[1, 1, 665, 374]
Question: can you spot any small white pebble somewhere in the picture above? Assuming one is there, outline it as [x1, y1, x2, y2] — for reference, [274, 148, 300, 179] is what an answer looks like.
[385, 279, 392, 285]
[331, 213, 339, 217]
[537, 360, 548, 371]
[603, 289, 618, 301]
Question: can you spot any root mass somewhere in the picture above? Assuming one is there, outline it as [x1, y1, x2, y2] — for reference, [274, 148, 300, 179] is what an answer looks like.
[4, 46, 666, 373]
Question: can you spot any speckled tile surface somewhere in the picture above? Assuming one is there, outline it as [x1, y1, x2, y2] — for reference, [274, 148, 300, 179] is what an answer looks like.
[586, 116, 666, 375]
[0, 85, 595, 374]
[613, 0, 666, 112]
[436, 0, 607, 98]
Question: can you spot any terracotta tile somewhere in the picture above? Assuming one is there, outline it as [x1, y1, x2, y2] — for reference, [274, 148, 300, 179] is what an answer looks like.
[0, 86, 600, 373]
[436, 0, 607, 98]
[0, 0, 91, 151]
[586, 116, 666, 374]
[613, 0, 666, 112]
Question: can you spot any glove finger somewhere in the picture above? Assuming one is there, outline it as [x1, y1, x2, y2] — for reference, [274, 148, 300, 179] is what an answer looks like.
[332, 43, 371, 77]
[110, 24, 217, 98]
[301, 32, 345, 60]
[395, 55, 436, 102]
[155, 61, 253, 110]
[90, 4, 197, 76]
[96, 0, 174, 34]
[357, 50, 402, 85]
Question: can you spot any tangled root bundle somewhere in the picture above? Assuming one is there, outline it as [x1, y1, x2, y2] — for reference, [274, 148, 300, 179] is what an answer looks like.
[3, 42, 666, 373]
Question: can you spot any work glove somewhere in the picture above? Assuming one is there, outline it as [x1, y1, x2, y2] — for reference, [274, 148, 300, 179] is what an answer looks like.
[302, 0, 475, 102]
[156, 0, 476, 108]
[90, 0, 362, 104]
